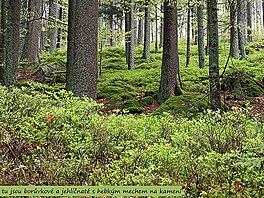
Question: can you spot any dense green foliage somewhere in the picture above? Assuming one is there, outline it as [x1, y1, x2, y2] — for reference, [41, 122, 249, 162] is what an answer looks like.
[0, 83, 263, 197]
[1, 38, 263, 197]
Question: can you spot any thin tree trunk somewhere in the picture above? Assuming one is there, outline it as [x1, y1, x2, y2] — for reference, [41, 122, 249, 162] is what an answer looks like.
[137, 13, 143, 45]
[49, 0, 59, 52]
[207, 0, 221, 110]
[186, 0, 191, 67]
[129, 0, 135, 69]
[197, 4, 205, 68]
[159, 4, 163, 48]
[56, 6, 63, 48]
[263, 0, 264, 30]
[155, 6, 158, 52]
[230, 0, 239, 58]
[125, 12, 129, 64]
[109, 15, 114, 46]
[125, 0, 135, 70]
[0, 0, 6, 49]
[237, 0, 247, 59]
[247, 1, 253, 42]
[143, 6, 151, 61]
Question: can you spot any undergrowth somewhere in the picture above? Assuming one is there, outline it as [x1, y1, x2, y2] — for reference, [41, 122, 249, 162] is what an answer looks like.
[0, 84, 263, 197]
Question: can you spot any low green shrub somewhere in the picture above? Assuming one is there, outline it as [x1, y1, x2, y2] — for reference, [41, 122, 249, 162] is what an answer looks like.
[0, 84, 263, 197]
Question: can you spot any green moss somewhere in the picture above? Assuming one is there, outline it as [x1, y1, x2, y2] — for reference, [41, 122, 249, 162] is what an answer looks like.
[97, 93, 109, 99]
[122, 100, 141, 109]
[107, 95, 123, 105]
[140, 96, 154, 106]
[221, 70, 263, 99]
[100, 86, 124, 94]
[120, 93, 134, 100]
[125, 107, 144, 114]
[153, 94, 209, 116]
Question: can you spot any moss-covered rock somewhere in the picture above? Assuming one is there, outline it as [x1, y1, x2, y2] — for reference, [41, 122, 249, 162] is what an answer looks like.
[120, 93, 134, 100]
[140, 96, 154, 106]
[122, 99, 141, 109]
[126, 107, 144, 113]
[221, 70, 263, 99]
[107, 95, 123, 105]
[153, 94, 209, 116]
[97, 86, 126, 99]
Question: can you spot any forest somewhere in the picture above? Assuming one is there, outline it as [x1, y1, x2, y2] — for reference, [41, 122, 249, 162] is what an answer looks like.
[0, 0, 263, 197]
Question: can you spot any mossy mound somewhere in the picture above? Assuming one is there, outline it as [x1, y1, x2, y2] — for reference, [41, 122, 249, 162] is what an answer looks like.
[221, 70, 263, 100]
[120, 93, 135, 100]
[122, 99, 144, 114]
[122, 100, 141, 109]
[140, 96, 154, 106]
[106, 95, 123, 106]
[97, 86, 125, 99]
[125, 107, 145, 113]
[153, 94, 209, 116]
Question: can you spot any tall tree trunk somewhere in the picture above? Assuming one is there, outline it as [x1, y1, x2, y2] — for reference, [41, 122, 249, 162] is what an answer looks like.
[56, 6, 63, 48]
[207, 0, 221, 110]
[20, 0, 29, 61]
[230, 0, 239, 58]
[66, 0, 98, 99]
[137, 13, 143, 45]
[0, 0, 6, 83]
[109, 15, 114, 46]
[4, 0, 20, 86]
[159, 4, 163, 48]
[25, 0, 42, 65]
[247, 1, 253, 42]
[125, 12, 129, 64]
[0, 0, 6, 49]
[155, 6, 158, 52]
[125, 0, 135, 70]
[39, 1, 46, 53]
[263, 0, 264, 30]
[158, 0, 182, 104]
[186, 0, 191, 67]
[237, 0, 246, 59]
[49, 0, 59, 52]
[143, 6, 151, 61]
[197, 3, 205, 68]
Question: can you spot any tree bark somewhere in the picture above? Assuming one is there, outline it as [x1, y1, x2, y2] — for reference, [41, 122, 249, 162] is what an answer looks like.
[21, 0, 41, 65]
[137, 11, 144, 45]
[155, 6, 158, 52]
[263, 0, 264, 30]
[109, 15, 114, 46]
[207, 0, 221, 110]
[66, 0, 98, 99]
[197, 3, 205, 68]
[159, 4, 163, 48]
[230, 0, 239, 58]
[0, 0, 6, 49]
[247, 1, 253, 42]
[3, 0, 20, 86]
[56, 6, 63, 48]
[186, 0, 191, 67]
[49, 0, 59, 52]
[158, 0, 182, 104]
[143, 6, 151, 61]
[125, 0, 135, 70]
[237, 0, 246, 59]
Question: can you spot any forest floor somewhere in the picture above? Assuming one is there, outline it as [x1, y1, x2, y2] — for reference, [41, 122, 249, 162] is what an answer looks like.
[1, 40, 263, 197]
[17, 39, 264, 118]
